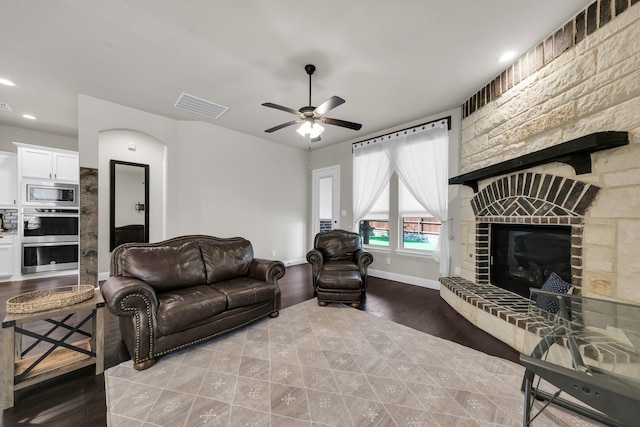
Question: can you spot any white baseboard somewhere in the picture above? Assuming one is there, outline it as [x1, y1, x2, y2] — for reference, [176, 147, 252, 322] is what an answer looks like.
[368, 268, 441, 290]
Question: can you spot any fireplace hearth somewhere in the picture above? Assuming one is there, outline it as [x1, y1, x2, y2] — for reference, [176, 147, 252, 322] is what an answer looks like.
[490, 224, 571, 298]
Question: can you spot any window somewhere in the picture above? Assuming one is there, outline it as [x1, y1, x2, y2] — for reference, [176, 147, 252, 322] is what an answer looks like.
[399, 180, 440, 251]
[402, 217, 440, 251]
[358, 183, 389, 247]
[352, 118, 450, 274]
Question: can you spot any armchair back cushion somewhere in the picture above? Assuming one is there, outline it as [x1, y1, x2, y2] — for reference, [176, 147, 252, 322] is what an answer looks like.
[315, 231, 362, 260]
[120, 241, 206, 291]
[199, 238, 254, 283]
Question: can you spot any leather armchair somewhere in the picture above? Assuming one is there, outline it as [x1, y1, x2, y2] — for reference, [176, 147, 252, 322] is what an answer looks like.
[306, 229, 373, 307]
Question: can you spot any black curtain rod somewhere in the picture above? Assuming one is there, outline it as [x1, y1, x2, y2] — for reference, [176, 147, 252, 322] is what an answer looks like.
[352, 116, 452, 146]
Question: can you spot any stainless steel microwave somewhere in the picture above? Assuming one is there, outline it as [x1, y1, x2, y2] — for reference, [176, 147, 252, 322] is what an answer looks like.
[24, 182, 79, 207]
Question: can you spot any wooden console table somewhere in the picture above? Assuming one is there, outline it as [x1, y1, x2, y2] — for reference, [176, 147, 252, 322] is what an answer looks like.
[2, 289, 105, 409]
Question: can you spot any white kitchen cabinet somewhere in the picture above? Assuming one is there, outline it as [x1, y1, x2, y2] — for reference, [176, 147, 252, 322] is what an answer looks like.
[0, 234, 15, 278]
[53, 152, 79, 181]
[19, 146, 79, 182]
[0, 152, 17, 206]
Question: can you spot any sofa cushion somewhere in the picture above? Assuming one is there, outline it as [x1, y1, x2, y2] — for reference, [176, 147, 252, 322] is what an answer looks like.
[212, 278, 275, 310]
[317, 270, 362, 290]
[321, 260, 360, 272]
[199, 239, 254, 284]
[156, 285, 228, 335]
[120, 241, 206, 292]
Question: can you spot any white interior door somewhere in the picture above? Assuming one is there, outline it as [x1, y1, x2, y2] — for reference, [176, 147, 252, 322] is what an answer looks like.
[312, 165, 340, 235]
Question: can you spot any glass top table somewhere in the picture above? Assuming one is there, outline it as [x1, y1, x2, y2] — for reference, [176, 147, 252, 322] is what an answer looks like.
[520, 289, 640, 427]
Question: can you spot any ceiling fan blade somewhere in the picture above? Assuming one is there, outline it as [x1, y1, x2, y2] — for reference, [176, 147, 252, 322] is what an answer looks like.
[322, 117, 362, 131]
[311, 136, 321, 143]
[265, 120, 300, 133]
[314, 96, 345, 115]
[262, 102, 300, 115]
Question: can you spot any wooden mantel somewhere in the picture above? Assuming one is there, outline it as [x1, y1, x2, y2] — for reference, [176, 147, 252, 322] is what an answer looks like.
[449, 131, 629, 192]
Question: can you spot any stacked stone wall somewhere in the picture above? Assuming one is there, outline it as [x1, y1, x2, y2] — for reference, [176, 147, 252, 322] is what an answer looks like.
[458, 3, 640, 303]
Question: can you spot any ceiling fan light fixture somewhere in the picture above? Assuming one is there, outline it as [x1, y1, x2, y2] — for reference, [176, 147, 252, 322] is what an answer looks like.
[309, 122, 324, 138]
[296, 120, 324, 139]
[296, 120, 311, 137]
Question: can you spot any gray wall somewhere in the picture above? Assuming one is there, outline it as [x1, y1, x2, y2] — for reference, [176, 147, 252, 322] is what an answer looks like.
[0, 123, 77, 152]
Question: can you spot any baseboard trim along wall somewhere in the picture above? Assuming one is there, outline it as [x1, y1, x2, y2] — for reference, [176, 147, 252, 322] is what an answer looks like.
[368, 269, 441, 290]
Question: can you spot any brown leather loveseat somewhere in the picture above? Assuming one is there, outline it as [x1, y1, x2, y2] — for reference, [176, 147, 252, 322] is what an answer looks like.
[101, 235, 285, 370]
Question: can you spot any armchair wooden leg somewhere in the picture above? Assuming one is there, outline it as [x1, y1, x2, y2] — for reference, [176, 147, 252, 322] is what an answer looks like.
[350, 302, 360, 308]
[269, 311, 280, 318]
[133, 359, 155, 371]
[318, 301, 328, 306]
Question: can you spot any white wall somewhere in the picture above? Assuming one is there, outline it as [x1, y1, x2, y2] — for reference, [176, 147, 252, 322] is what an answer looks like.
[309, 108, 461, 288]
[0, 123, 77, 153]
[79, 95, 309, 276]
[171, 122, 309, 262]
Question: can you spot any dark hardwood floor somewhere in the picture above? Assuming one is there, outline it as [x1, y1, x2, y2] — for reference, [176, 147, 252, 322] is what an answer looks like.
[0, 265, 517, 426]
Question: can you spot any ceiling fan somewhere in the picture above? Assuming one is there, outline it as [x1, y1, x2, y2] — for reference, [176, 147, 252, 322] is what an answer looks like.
[262, 64, 362, 142]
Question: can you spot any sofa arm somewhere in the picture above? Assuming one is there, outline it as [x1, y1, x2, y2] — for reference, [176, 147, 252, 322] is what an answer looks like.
[101, 276, 159, 365]
[101, 276, 159, 317]
[306, 249, 324, 287]
[306, 249, 324, 267]
[248, 258, 286, 285]
[354, 249, 374, 278]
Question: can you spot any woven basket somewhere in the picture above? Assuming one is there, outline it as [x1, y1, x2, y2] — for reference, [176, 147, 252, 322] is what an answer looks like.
[6, 285, 95, 314]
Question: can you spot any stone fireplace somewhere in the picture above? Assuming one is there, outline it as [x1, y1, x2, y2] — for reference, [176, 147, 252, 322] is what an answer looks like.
[440, 1, 640, 351]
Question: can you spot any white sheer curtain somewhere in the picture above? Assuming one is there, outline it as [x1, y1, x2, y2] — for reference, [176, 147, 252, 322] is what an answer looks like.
[390, 123, 450, 276]
[352, 141, 393, 227]
[353, 120, 450, 276]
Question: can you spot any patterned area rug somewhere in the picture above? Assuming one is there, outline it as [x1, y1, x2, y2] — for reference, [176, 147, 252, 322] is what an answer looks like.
[105, 299, 602, 426]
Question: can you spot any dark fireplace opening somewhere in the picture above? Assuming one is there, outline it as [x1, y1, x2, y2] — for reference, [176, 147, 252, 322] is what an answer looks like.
[490, 224, 571, 299]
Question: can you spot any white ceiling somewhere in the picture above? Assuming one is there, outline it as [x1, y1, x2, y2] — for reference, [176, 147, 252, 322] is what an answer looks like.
[0, 0, 592, 150]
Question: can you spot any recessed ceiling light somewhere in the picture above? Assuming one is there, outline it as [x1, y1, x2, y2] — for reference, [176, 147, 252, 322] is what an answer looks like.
[497, 51, 518, 63]
[0, 78, 16, 86]
[22, 114, 37, 120]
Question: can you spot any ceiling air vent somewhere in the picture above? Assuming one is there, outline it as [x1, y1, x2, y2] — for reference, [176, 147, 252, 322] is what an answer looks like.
[174, 92, 229, 119]
[0, 103, 13, 112]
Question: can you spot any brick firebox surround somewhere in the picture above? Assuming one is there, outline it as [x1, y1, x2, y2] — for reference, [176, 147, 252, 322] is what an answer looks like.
[471, 171, 601, 294]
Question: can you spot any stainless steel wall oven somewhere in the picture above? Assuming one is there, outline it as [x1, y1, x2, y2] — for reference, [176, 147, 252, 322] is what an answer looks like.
[21, 207, 79, 274]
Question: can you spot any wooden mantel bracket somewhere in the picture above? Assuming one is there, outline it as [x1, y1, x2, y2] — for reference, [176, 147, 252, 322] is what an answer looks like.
[448, 131, 629, 192]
